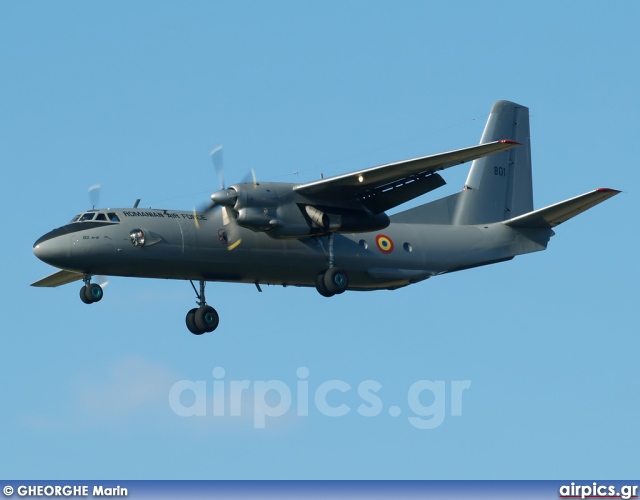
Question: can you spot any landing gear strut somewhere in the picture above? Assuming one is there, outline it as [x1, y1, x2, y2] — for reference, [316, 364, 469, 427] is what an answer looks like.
[315, 233, 348, 297]
[186, 280, 219, 335]
[79, 276, 103, 304]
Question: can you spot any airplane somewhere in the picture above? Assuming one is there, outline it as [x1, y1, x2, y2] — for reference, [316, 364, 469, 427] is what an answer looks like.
[32, 100, 620, 335]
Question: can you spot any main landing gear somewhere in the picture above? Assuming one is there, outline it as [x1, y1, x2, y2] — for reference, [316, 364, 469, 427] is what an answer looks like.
[186, 280, 219, 335]
[79, 276, 103, 304]
[315, 233, 349, 297]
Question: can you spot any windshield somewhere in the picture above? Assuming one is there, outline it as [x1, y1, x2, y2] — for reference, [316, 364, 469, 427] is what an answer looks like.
[69, 212, 120, 223]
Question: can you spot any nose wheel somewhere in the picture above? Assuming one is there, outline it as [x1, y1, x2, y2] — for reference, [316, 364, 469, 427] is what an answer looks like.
[186, 280, 219, 335]
[79, 276, 103, 304]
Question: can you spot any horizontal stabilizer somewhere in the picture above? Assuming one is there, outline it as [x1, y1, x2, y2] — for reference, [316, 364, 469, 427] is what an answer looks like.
[31, 270, 85, 287]
[504, 188, 620, 229]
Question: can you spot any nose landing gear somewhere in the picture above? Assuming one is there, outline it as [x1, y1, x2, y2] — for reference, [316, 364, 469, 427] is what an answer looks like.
[79, 276, 103, 304]
[186, 280, 219, 335]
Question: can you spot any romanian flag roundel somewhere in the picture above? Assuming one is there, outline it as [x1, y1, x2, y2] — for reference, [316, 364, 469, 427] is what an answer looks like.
[376, 234, 394, 254]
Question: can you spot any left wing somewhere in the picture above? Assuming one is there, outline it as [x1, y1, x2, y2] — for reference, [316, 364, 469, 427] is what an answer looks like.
[294, 140, 520, 213]
[31, 270, 85, 287]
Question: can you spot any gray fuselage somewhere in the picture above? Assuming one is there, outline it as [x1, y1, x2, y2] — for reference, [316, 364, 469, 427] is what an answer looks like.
[33, 207, 550, 291]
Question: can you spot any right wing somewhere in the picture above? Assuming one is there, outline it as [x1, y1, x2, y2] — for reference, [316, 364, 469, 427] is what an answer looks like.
[294, 140, 521, 213]
[31, 270, 85, 287]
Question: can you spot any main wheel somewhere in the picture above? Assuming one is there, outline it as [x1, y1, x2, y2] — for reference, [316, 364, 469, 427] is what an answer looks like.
[324, 267, 348, 295]
[195, 305, 219, 333]
[315, 272, 335, 297]
[186, 308, 204, 335]
[85, 283, 104, 303]
[80, 286, 92, 304]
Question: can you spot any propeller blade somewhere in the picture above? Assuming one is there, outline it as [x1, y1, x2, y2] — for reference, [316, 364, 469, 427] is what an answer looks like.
[225, 218, 242, 251]
[210, 145, 224, 189]
[228, 237, 242, 251]
[220, 206, 242, 251]
[193, 208, 200, 229]
[240, 169, 258, 188]
[96, 275, 109, 288]
[88, 184, 101, 209]
[222, 206, 230, 226]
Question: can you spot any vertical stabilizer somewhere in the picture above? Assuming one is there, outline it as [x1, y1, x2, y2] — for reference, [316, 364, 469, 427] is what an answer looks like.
[452, 100, 533, 225]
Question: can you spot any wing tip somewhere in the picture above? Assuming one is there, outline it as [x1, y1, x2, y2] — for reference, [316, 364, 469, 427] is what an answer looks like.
[498, 139, 521, 146]
[596, 187, 621, 194]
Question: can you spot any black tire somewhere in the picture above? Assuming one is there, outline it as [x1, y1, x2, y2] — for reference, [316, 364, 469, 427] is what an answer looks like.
[315, 272, 334, 297]
[186, 308, 204, 335]
[85, 283, 103, 303]
[80, 286, 92, 304]
[324, 267, 348, 295]
[195, 305, 219, 333]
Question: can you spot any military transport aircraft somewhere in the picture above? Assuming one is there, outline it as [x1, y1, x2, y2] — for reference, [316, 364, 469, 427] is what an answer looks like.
[32, 100, 619, 335]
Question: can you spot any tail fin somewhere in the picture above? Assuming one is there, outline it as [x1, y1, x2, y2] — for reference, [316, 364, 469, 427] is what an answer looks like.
[452, 100, 533, 225]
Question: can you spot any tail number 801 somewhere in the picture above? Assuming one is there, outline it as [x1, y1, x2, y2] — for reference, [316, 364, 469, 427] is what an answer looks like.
[494, 166, 508, 177]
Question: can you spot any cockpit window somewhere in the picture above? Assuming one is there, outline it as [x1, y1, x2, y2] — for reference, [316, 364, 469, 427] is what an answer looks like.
[69, 211, 120, 223]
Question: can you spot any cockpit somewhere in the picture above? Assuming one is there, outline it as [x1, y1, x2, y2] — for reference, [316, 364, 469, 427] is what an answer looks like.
[69, 211, 121, 223]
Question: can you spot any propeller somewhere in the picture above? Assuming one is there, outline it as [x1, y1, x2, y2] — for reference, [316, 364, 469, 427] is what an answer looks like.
[210, 145, 240, 226]
[193, 145, 246, 250]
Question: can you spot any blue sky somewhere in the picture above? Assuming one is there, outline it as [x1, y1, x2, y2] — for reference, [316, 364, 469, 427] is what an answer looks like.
[1, 1, 638, 479]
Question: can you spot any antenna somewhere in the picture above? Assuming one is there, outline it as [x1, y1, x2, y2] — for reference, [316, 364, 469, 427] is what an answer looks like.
[133, 199, 141, 208]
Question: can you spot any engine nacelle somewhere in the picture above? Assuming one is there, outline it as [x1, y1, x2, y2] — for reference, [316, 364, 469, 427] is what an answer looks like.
[236, 207, 277, 231]
[233, 184, 279, 208]
[228, 183, 281, 232]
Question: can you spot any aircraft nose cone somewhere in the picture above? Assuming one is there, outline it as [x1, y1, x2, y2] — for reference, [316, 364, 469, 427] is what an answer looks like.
[33, 238, 53, 262]
[33, 235, 67, 266]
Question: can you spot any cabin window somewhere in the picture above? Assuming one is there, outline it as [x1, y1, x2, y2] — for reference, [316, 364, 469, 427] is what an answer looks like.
[108, 213, 120, 222]
[95, 213, 107, 221]
[79, 213, 96, 222]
